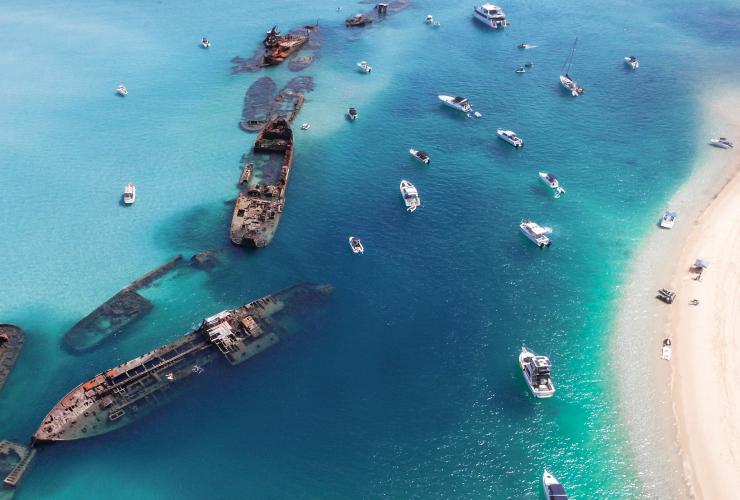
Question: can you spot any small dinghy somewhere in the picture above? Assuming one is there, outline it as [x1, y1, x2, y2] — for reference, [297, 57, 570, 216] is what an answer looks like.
[400, 180, 420, 212]
[123, 183, 136, 205]
[116, 84, 128, 96]
[661, 338, 672, 361]
[348, 236, 364, 254]
[357, 61, 372, 73]
[515, 67, 526, 74]
[300, 123, 310, 130]
[201, 37, 211, 49]
[624, 55, 639, 70]
[347, 107, 358, 120]
[409, 148, 431, 165]
[425, 14, 434, 23]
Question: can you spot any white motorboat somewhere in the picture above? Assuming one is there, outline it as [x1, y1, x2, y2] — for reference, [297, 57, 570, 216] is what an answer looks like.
[520, 219, 551, 247]
[116, 84, 128, 96]
[560, 38, 584, 97]
[660, 211, 677, 229]
[515, 67, 526, 74]
[624, 55, 639, 69]
[538, 172, 566, 197]
[123, 183, 136, 205]
[473, 3, 508, 29]
[347, 107, 358, 120]
[433, 21, 441, 28]
[357, 61, 372, 73]
[348, 236, 364, 254]
[517, 42, 533, 49]
[409, 149, 431, 165]
[709, 137, 734, 149]
[542, 470, 568, 499]
[300, 122, 310, 130]
[400, 180, 420, 212]
[438, 95, 472, 113]
[425, 14, 434, 23]
[201, 37, 211, 49]
[497, 129, 524, 148]
[661, 338, 672, 361]
[519, 347, 555, 398]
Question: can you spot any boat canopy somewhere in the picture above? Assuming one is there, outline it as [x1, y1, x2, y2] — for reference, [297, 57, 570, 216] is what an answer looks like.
[547, 484, 568, 498]
[664, 211, 677, 217]
[694, 259, 709, 269]
[452, 96, 468, 104]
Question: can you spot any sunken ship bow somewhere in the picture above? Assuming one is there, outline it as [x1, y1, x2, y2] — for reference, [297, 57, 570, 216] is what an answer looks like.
[33, 283, 333, 442]
[230, 117, 294, 248]
[261, 26, 308, 66]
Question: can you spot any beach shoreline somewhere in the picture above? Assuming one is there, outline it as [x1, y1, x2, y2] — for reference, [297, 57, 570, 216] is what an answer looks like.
[612, 87, 740, 499]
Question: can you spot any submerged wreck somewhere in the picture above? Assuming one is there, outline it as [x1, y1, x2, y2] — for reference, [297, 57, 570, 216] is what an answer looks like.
[62, 256, 184, 353]
[34, 283, 333, 442]
[230, 118, 294, 247]
[0, 440, 35, 498]
[0, 325, 24, 396]
[345, 2, 410, 28]
[240, 76, 313, 133]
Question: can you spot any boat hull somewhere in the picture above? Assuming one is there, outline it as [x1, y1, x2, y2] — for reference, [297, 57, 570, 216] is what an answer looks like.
[519, 350, 555, 398]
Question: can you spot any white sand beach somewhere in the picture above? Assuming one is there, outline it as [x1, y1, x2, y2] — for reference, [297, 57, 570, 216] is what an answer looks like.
[671, 153, 740, 498]
[613, 87, 740, 499]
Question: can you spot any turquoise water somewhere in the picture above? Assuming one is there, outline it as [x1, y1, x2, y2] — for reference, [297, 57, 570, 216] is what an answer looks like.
[1, 0, 739, 497]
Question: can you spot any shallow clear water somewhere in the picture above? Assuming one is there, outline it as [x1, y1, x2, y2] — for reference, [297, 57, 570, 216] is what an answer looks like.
[1, 0, 739, 498]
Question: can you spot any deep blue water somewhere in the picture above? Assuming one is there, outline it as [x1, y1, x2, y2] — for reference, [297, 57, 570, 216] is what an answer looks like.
[1, 0, 739, 498]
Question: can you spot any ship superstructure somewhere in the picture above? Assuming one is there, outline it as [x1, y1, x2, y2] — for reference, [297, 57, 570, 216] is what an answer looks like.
[34, 284, 331, 442]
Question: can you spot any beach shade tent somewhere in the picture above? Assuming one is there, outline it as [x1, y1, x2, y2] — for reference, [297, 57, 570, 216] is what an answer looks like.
[694, 259, 710, 269]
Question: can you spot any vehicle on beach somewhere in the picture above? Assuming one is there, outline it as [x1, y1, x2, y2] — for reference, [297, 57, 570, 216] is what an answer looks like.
[438, 95, 472, 113]
[660, 211, 677, 229]
[542, 470, 569, 499]
[348, 236, 364, 254]
[347, 107, 358, 120]
[357, 61, 372, 73]
[560, 38, 584, 97]
[520, 219, 551, 247]
[538, 172, 566, 197]
[409, 148, 430, 165]
[624, 55, 639, 69]
[123, 183, 136, 205]
[116, 84, 128, 96]
[497, 129, 524, 148]
[657, 288, 676, 304]
[519, 347, 555, 398]
[400, 180, 420, 212]
[201, 37, 211, 49]
[661, 338, 672, 361]
[473, 3, 508, 29]
[709, 137, 734, 149]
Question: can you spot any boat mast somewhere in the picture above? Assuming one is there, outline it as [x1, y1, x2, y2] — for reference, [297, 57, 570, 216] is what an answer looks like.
[562, 37, 578, 77]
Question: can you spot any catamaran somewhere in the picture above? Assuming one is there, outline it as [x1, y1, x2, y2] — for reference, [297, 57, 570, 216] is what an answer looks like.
[400, 180, 420, 212]
[560, 38, 584, 97]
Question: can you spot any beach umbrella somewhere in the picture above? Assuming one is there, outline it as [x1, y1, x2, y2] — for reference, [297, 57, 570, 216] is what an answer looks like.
[694, 259, 710, 269]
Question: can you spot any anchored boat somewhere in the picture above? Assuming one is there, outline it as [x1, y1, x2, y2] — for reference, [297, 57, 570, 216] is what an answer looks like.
[201, 37, 211, 49]
[497, 129, 524, 148]
[519, 347, 555, 398]
[542, 470, 569, 499]
[123, 183, 136, 205]
[409, 149, 430, 165]
[34, 284, 333, 442]
[348, 236, 364, 254]
[520, 219, 551, 247]
[356, 61, 372, 73]
[560, 38, 584, 97]
[116, 84, 128, 96]
[538, 172, 566, 198]
[400, 180, 420, 212]
[473, 3, 508, 29]
[624, 55, 639, 69]
[438, 95, 472, 113]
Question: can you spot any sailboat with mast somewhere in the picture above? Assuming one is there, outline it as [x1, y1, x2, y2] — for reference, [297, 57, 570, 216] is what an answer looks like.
[559, 38, 584, 97]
